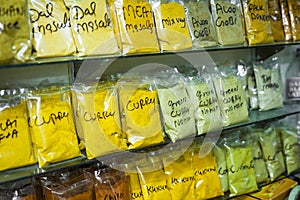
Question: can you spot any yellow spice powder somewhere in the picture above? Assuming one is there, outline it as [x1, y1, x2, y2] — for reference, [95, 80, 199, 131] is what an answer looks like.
[119, 87, 164, 149]
[29, 0, 76, 58]
[288, 0, 300, 41]
[114, 0, 160, 54]
[279, 0, 292, 41]
[242, 0, 274, 45]
[152, 2, 192, 51]
[27, 89, 81, 167]
[0, 101, 36, 171]
[73, 85, 128, 159]
[64, 0, 120, 56]
[268, 0, 285, 41]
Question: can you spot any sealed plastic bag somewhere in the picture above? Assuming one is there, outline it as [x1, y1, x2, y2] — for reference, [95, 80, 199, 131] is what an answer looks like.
[194, 148, 223, 199]
[113, 0, 160, 54]
[73, 82, 127, 159]
[0, 178, 37, 200]
[254, 57, 283, 111]
[94, 167, 130, 200]
[213, 66, 249, 126]
[64, 0, 120, 56]
[279, 0, 292, 41]
[186, 73, 222, 135]
[127, 173, 144, 200]
[0, 0, 32, 63]
[213, 142, 229, 192]
[27, 86, 82, 167]
[242, 0, 274, 45]
[287, 0, 300, 41]
[29, 0, 76, 58]
[210, 0, 245, 45]
[0, 89, 36, 171]
[155, 70, 196, 142]
[185, 0, 217, 48]
[224, 139, 258, 197]
[151, 0, 192, 51]
[268, 0, 285, 41]
[118, 80, 164, 149]
[259, 126, 286, 181]
[163, 150, 196, 200]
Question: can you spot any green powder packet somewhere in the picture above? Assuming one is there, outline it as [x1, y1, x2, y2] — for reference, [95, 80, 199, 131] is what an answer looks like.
[213, 66, 249, 126]
[254, 57, 283, 111]
[0, 0, 32, 63]
[259, 126, 286, 181]
[213, 143, 229, 192]
[186, 75, 222, 135]
[224, 142, 258, 197]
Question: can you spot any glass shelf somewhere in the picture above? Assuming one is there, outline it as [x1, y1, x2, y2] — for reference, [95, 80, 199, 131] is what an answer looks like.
[1, 41, 300, 69]
[0, 104, 299, 185]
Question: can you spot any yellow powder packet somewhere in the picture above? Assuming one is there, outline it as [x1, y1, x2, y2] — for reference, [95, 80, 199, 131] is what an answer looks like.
[138, 168, 172, 200]
[152, 0, 192, 51]
[127, 173, 144, 200]
[0, 93, 36, 171]
[118, 82, 164, 149]
[242, 0, 274, 45]
[268, 0, 285, 41]
[0, 0, 32, 64]
[279, 0, 292, 41]
[210, 0, 245, 45]
[64, 0, 119, 56]
[27, 87, 82, 168]
[213, 144, 229, 192]
[288, 0, 300, 41]
[73, 83, 127, 159]
[29, 0, 76, 58]
[194, 150, 223, 199]
[113, 0, 160, 54]
[225, 144, 258, 197]
[164, 152, 196, 200]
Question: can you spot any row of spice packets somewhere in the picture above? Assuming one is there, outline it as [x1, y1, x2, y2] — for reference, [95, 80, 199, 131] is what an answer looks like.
[0, 60, 284, 172]
[2, 0, 300, 64]
[0, 117, 299, 200]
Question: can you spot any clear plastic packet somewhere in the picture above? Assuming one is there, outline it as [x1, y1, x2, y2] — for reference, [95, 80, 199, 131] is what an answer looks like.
[155, 69, 196, 142]
[27, 85, 82, 168]
[41, 169, 95, 200]
[287, 0, 300, 41]
[213, 65, 249, 126]
[184, 0, 218, 48]
[253, 57, 283, 111]
[268, 0, 285, 41]
[0, 0, 32, 64]
[224, 135, 258, 197]
[185, 71, 222, 135]
[193, 146, 224, 199]
[0, 88, 36, 172]
[29, 0, 76, 58]
[112, 0, 160, 55]
[242, 0, 274, 45]
[259, 125, 286, 181]
[72, 82, 128, 159]
[213, 141, 229, 193]
[163, 149, 196, 200]
[247, 64, 259, 110]
[210, 0, 245, 45]
[93, 167, 130, 200]
[240, 127, 269, 184]
[64, 0, 120, 56]
[236, 60, 250, 108]
[151, 0, 192, 51]
[278, 116, 300, 175]
[117, 79, 164, 149]
[279, 0, 292, 41]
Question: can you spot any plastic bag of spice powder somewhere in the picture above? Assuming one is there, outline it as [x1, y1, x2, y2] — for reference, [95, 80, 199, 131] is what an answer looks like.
[279, 0, 293, 41]
[112, 0, 160, 55]
[210, 0, 246, 45]
[64, 0, 120, 56]
[29, 0, 76, 58]
[0, 88, 36, 172]
[0, 0, 32, 64]
[151, 0, 192, 51]
[268, 0, 285, 42]
[27, 86, 82, 168]
[242, 0, 274, 45]
[287, 0, 300, 41]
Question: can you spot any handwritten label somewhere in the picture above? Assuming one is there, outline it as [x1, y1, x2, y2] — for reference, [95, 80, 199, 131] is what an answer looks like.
[146, 184, 169, 195]
[192, 16, 211, 38]
[104, 192, 124, 200]
[285, 142, 299, 151]
[0, 118, 18, 144]
[84, 111, 115, 122]
[0, 5, 25, 32]
[215, 3, 237, 27]
[126, 97, 156, 112]
[218, 166, 228, 175]
[229, 160, 255, 173]
[261, 74, 279, 90]
[30, 2, 72, 36]
[131, 191, 143, 199]
[162, 17, 186, 29]
[168, 98, 191, 128]
[28, 112, 69, 127]
[219, 85, 244, 114]
[194, 167, 216, 176]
